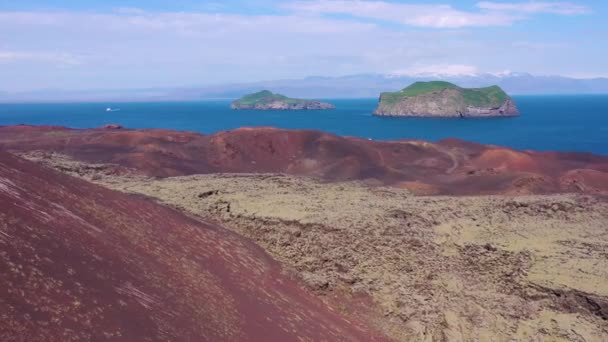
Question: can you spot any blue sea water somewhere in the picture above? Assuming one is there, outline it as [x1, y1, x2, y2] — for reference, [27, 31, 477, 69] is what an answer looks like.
[0, 95, 607, 155]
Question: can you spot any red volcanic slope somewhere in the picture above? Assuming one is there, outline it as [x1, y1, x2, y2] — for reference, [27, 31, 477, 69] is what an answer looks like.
[0, 151, 384, 341]
[1, 125, 607, 195]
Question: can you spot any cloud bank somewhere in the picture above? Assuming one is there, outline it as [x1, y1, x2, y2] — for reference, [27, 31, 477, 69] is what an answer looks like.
[285, 1, 590, 28]
[0, 1, 599, 91]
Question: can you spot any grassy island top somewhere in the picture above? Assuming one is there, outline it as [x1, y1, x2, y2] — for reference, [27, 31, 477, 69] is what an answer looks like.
[234, 90, 301, 105]
[380, 81, 510, 107]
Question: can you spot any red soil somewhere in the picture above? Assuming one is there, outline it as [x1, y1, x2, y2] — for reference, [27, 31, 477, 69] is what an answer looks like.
[1, 124, 607, 195]
[0, 150, 385, 341]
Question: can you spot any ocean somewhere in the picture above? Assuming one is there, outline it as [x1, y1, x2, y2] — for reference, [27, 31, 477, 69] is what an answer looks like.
[0, 95, 607, 155]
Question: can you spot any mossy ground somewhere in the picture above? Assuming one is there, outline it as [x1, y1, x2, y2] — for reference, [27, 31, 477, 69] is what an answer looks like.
[233, 90, 302, 105]
[380, 81, 509, 108]
[20, 152, 608, 342]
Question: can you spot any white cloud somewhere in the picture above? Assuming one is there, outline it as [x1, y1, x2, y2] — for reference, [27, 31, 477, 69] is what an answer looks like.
[284, 0, 590, 28]
[477, 2, 590, 15]
[0, 9, 394, 90]
[0, 10, 375, 35]
[285, 1, 520, 28]
[0, 5, 599, 91]
[512, 41, 569, 49]
[112, 7, 147, 15]
[0, 50, 82, 65]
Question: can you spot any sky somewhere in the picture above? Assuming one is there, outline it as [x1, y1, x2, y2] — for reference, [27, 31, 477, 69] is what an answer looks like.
[0, 0, 606, 91]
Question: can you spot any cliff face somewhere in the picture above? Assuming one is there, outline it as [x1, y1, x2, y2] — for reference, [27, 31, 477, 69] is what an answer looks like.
[231, 90, 334, 110]
[231, 100, 334, 110]
[374, 82, 520, 118]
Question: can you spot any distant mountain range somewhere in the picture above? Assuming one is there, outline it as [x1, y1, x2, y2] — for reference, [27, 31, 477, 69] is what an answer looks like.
[2, 72, 608, 103]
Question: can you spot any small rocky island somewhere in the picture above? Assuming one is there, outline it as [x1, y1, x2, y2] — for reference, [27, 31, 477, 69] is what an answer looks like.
[231, 90, 335, 110]
[374, 81, 519, 118]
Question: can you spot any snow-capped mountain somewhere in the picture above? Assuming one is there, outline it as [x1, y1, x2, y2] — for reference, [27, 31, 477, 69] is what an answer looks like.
[2, 72, 607, 102]
[178, 72, 608, 100]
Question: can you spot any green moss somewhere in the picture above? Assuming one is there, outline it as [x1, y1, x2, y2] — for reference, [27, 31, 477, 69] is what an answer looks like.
[461, 86, 508, 107]
[400, 81, 459, 97]
[379, 81, 509, 108]
[233, 90, 300, 105]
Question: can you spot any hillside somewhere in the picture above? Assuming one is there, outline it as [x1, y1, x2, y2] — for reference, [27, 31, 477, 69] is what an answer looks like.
[0, 150, 384, 341]
[1, 125, 607, 195]
[2, 125, 608, 341]
[12, 154, 608, 342]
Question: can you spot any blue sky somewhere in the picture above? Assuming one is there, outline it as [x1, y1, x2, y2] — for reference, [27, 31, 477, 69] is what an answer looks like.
[0, 1, 605, 91]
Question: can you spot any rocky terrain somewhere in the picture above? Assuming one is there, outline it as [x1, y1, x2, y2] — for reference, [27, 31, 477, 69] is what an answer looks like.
[3, 125, 608, 341]
[374, 81, 520, 117]
[0, 150, 387, 341]
[1, 125, 606, 195]
[231, 90, 335, 110]
[13, 151, 608, 341]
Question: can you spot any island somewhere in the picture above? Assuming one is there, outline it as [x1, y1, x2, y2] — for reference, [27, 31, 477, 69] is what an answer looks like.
[373, 81, 519, 118]
[231, 90, 335, 110]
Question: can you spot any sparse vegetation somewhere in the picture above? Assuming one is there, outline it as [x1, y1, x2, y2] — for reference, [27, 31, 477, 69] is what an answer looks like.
[461, 85, 509, 107]
[233, 90, 299, 105]
[110, 174, 608, 342]
[400, 81, 459, 97]
[18, 151, 608, 342]
[231, 90, 334, 110]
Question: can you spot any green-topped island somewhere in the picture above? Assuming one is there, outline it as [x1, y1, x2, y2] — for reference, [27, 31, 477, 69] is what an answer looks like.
[374, 81, 519, 118]
[231, 90, 335, 110]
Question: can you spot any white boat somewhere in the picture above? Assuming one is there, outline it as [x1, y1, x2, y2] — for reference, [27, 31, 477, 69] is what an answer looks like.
[105, 107, 121, 112]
